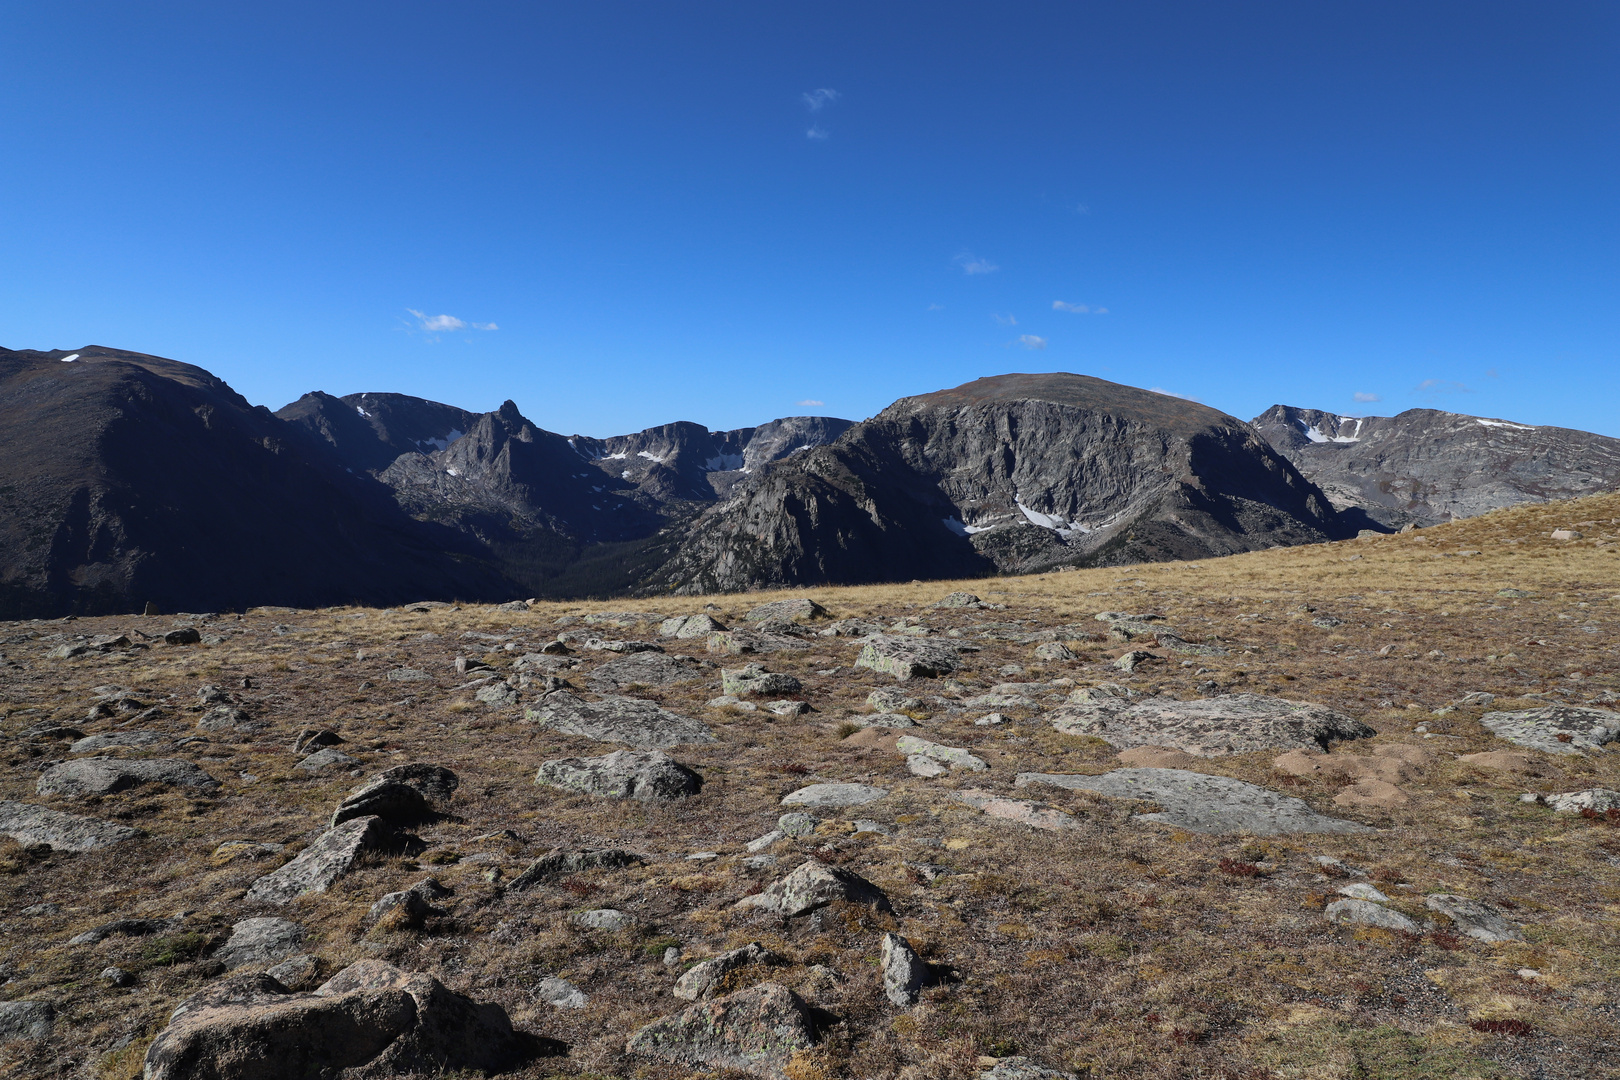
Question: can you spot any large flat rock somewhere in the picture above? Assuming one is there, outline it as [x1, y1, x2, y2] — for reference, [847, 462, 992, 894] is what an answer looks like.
[1016, 768, 1373, 835]
[36, 757, 221, 798]
[780, 783, 888, 808]
[1479, 705, 1620, 755]
[536, 750, 703, 801]
[585, 651, 708, 692]
[0, 800, 139, 852]
[1048, 693, 1374, 756]
[526, 691, 715, 749]
[245, 816, 400, 905]
[855, 635, 961, 680]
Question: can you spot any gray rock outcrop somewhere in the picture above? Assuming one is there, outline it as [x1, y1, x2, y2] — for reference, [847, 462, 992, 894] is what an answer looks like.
[1324, 898, 1420, 933]
[0, 800, 139, 851]
[509, 847, 644, 890]
[744, 858, 892, 917]
[721, 664, 803, 697]
[0, 1000, 54, 1041]
[535, 750, 702, 800]
[1017, 768, 1373, 834]
[780, 783, 888, 808]
[585, 651, 707, 691]
[626, 981, 819, 1080]
[215, 918, 305, 969]
[143, 960, 538, 1080]
[1047, 693, 1374, 756]
[674, 943, 783, 1001]
[879, 933, 930, 1006]
[855, 635, 962, 680]
[246, 816, 401, 905]
[1479, 705, 1620, 754]
[524, 690, 715, 749]
[36, 757, 220, 798]
[1424, 894, 1523, 942]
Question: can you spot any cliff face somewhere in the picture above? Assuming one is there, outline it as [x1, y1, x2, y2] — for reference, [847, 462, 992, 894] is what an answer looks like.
[1252, 405, 1620, 529]
[0, 347, 515, 618]
[650, 373, 1345, 594]
[276, 391, 478, 475]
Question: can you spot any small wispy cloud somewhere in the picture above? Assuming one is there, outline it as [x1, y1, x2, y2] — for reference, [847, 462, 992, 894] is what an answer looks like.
[1415, 378, 1472, 397]
[1353, 391, 1381, 403]
[797, 399, 825, 408]
[1486, 368, 1500, 379]
[1149, 387, 1201, 402]
[993, 312, 1018, 326]
[1018, 334, 1047, 350]
[805, 125, 829, 141]
[802, 88, 840, 112]
[926, 303, 944, 311]
[1052, 300, 1108, 314]
[955, 252, 998, 275]
[408, 309, 497, 334]
[1074, 203, 1090, 214]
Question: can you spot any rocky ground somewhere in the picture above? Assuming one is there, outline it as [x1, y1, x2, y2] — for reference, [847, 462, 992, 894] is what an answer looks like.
[2, 494, 1619, 1080]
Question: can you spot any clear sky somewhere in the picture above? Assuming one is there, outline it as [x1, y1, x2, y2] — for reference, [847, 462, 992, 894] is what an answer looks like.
[3, 2, 1616, 437]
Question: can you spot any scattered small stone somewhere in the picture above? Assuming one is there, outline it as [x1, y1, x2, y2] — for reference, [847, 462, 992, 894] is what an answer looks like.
[586, 651, 707, 691]
[20, 903, 62, 916]
[163, 628, 202, 646]
[197, 706, 265, 733]
[975, 713, 1007, 726]
[385, 667, 431, 682]
[907, 756, 948, 777]
[764, 699, 810, 717]
[896, 735, 988, 772]
[1550, 529, 1582, 540]
[292, 728, 345, 753]
[101, 966, 134, 987]
[68, 917, 179, 945]
[573, 908, 636, 931]
[69, 730, 164, 753]
[535, 976, 588, 1009]
[743, 854, 777, 870]
[0, 800, 140, 852]
[264, 954, 320, 990]
[746, 831, 783, 852]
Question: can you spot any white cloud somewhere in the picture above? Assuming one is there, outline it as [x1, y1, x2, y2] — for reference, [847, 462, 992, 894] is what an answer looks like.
[1415, 378, 1472, 396]
[408, 309, 496, 334]
[802, 88, 840, 111]
[1353, 391, 1381, 403]
[1074, 203, 1090, 214]
[797, 399, 824, 407]
[805, 125, 829, 140]
[1149, 386, 1201, 402]
[1018, 334, 1047, 350]
[1053, 300, 1107, 314]
[955, 252, 998, 275]
[993, 312, 1018, 326]
[926, 303, 944, 311]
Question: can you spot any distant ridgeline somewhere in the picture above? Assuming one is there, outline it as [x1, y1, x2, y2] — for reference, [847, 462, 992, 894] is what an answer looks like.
[3, 346, 1617, 616]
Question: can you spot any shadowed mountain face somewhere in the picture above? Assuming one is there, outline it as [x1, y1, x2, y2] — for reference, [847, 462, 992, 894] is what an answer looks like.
[649, 373, 1347, 594]
[0, 347, 518, 618]
[276, 392, 479, 474]
[1252, 406, 1620, 529]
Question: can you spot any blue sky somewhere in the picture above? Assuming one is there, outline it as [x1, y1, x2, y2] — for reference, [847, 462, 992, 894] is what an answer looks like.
[3, 2, 1616, 436]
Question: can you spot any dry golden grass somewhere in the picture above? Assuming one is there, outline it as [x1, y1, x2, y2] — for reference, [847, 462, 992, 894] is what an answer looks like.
[0, 493, 1617, 1078]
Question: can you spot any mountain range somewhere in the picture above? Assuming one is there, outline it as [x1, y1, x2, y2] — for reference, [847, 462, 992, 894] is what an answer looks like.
[4, 344, 1618, 617]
